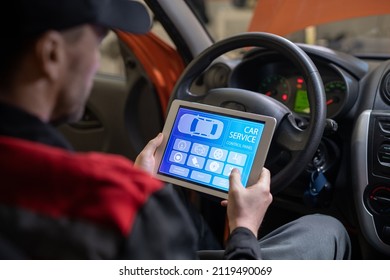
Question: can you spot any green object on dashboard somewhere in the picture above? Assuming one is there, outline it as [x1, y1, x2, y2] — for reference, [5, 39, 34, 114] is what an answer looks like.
[294, 89, 310, 114]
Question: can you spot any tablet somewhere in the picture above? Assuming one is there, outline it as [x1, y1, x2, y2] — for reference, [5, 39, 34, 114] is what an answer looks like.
[155, 100, 277, 199]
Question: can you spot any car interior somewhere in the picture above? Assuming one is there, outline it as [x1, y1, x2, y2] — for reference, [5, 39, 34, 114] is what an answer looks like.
[57, 0, 390, 259]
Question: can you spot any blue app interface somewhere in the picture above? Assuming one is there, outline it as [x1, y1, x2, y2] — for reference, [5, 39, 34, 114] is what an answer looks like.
[158, 106, 265, 192]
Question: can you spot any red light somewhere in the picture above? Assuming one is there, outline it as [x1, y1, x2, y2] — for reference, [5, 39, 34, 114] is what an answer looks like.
[282, 94, 288, 101]
[297, 77, 304, 84]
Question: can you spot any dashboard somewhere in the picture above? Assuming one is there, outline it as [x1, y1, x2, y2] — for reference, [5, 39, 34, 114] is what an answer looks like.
[227, 47, 362, 119]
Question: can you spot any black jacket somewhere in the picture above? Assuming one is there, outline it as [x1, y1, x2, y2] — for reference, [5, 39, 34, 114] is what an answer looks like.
[0, 102, 261, 259]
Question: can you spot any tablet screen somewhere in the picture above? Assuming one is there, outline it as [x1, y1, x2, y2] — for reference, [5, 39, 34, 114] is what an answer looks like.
[156, 101, 275, 197]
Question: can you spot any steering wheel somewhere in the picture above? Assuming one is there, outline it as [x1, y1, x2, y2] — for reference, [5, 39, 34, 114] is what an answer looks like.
[168, 32, 326, 194]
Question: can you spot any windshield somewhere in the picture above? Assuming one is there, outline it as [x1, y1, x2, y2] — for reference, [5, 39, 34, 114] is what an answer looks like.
[196, 0, 390, 57]
[97, 0, 390, 77]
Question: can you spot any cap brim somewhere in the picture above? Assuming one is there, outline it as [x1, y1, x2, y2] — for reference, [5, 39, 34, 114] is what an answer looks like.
[99, 0, 152, 34]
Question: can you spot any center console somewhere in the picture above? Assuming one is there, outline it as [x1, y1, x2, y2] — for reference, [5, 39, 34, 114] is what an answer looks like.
[352, 110, 390, 255]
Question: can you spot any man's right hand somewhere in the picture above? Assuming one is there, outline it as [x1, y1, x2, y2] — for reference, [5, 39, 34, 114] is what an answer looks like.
[221, 168, 272, 238]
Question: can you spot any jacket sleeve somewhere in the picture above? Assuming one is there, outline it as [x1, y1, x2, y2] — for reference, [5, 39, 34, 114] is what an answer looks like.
[223, 227, 262, 259]
[121, 184, 199, 259]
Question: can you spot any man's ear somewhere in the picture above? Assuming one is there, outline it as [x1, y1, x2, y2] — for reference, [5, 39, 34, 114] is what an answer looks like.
[34, 31, 66, 82]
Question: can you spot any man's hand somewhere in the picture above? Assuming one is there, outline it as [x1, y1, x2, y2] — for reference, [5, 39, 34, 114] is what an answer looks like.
[221, 168, 272, 237]
[134, 133, 163, 175]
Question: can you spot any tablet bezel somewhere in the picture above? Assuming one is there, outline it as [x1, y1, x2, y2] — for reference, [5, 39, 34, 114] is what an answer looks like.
[154, 100, 277, 199]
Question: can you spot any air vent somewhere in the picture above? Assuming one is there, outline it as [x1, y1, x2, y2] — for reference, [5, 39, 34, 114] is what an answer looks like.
[381, 71, 390, 104]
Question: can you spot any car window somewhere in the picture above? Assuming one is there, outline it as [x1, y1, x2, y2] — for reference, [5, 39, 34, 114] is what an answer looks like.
[97, 0, 390, 77]
[97, 15, 174, 77]
[98, 31, 126, 77]
[201, 0, 390, 57]
[286, 16, 390, 56]
[201, 0, 255, 41]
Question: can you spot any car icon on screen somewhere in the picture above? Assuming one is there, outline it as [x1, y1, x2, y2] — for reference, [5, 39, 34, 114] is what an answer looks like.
[178, 114, 224, 139]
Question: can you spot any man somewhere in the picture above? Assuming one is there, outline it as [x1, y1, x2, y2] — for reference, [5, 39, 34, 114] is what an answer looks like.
[0, 0, 351, 259]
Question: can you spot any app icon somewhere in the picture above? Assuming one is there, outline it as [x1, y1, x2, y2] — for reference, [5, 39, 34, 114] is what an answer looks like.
[192, 143, 209, 156]
[209, 161, 220, 172]
[178, 114, 224, 139]
[174, 152, 183, 162]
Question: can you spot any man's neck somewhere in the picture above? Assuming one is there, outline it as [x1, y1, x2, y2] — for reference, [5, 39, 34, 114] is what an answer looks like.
[0, 87, 53, 123]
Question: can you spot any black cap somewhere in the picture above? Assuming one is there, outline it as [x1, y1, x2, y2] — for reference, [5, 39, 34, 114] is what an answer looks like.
[4, 0, 152, 39]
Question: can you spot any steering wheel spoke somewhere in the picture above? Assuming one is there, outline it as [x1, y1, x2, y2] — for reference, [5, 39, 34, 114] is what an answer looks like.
[275, 114, 309, 152]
